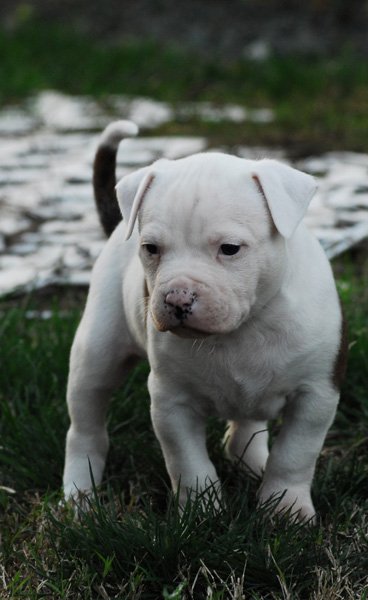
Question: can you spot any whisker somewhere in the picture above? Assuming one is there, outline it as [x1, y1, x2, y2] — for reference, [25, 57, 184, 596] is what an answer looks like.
[197, 339, 205, 353]
[208, 345, 216, 356]
[136, 297, 150, 308]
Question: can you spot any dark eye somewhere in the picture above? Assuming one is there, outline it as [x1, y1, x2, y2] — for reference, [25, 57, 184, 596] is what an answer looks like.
[220, 244, 241, 256]
[143, 243, 159, 255]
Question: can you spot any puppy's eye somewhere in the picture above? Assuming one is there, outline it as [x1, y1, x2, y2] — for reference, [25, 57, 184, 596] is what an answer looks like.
[143, 243, 159, 255]
[220, 244, 241, 256]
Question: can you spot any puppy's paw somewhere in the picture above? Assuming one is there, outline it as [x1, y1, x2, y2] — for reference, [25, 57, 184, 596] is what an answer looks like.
[61, 486, 94, 519]
[178, 480, 222, 514]
[63, 485, 91, 503]
[258, 483, 316, 524]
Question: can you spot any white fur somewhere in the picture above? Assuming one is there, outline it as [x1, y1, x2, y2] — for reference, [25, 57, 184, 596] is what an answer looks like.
[63, 134, 342, 521]
[99, 120, 138, 148]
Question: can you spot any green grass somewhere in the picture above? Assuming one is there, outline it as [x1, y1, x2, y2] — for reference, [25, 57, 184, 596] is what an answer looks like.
[0, 249, 367, 599]
[2, 18, 368, 151]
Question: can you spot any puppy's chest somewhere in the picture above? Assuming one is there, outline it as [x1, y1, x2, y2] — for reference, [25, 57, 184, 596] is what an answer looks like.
[183, 338, 292, 421]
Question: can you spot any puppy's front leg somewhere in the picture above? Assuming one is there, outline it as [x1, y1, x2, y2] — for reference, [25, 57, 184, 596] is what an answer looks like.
[259, 385, 339, 521]
[149, 374, 219, 507]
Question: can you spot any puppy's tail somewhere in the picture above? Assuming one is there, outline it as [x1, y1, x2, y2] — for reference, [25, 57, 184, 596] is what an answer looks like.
[93, 120, 139, 237]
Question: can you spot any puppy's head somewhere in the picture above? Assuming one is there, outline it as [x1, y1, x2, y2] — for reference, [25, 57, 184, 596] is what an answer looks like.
[116, 153, 316, 337]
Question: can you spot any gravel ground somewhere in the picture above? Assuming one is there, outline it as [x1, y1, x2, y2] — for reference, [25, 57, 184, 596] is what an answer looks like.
[1, 91, 368, 297]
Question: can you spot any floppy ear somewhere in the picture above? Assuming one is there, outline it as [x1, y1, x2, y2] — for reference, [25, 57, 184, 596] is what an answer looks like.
[115, 167, 155, 240]
[252, 159, 317, 239]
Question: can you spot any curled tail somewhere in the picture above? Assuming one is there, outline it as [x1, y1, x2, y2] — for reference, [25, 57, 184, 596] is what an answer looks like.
[93, 120, 138, 237]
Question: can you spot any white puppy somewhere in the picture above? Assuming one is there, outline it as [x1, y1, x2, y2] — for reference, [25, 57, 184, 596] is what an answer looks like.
[63, 121, 347, 520]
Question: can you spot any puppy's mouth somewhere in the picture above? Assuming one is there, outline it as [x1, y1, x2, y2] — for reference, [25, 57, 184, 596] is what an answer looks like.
[151, 312, 213, 338]
[169, 325, 212, 339]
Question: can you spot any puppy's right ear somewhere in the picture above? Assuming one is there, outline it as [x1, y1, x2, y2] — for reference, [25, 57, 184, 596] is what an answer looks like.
[116, 168, 155, 240]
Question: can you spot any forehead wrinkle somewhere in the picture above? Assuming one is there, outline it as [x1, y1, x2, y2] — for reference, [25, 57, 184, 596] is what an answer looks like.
[139, 159, 271, 244]
[145, 168, 205, 231]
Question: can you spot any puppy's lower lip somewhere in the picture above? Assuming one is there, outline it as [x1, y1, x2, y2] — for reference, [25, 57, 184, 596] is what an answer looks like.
[170, 325, 212, 338]
[150, 311, 210, 336]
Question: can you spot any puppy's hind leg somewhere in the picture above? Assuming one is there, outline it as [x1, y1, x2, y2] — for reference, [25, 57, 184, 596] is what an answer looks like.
[63, 278, 140, 501]
[225, 419, 269, 477]
[63, 344, 138, 501]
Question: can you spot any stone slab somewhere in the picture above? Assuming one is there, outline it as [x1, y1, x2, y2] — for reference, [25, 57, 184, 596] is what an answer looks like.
[0, 92, 367, 297]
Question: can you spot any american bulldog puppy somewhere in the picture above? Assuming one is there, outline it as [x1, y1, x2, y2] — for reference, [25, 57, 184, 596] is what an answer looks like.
[63, 121, 347, 520]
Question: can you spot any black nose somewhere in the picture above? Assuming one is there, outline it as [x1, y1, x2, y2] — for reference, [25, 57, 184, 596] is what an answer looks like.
[174, 306, 186, 320]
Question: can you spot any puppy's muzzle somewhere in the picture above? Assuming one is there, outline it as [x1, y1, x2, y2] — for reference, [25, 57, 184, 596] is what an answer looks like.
[151, 278, 232, 335]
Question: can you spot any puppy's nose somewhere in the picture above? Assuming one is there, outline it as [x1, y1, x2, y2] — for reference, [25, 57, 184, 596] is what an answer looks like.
[165, 289, 197, 321]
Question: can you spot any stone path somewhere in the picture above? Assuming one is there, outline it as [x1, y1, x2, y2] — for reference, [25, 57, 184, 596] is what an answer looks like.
[1, 91, 368, 297]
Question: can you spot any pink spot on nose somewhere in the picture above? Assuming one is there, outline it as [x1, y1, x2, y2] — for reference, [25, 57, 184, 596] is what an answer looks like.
[165, 288, 197, 321]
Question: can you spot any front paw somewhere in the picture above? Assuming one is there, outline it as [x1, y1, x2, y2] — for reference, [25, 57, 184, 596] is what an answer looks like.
[63, 482, 92, 504]
[177, 478, 222, 512]
[258, 483, 316, 523]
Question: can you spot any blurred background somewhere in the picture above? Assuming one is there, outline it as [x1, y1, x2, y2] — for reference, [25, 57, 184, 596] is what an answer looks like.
[1, 0, 368, 150]
[1, 0, 368, 295]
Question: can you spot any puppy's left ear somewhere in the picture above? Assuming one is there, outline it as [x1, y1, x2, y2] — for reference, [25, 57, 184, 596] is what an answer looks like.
[252, 159, 317, 238]
[116, 167, 155, 240]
